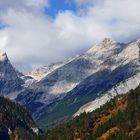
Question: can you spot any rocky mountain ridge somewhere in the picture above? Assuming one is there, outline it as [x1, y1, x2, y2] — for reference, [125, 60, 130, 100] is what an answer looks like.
[0, 38, 140, 130]
[16, 38, 140, 129]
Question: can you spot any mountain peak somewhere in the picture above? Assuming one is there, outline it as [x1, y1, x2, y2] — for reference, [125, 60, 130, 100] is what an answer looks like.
[0, 51, 8, 62]
[87, 38, 115, 54]
[99, 38, 114, 47]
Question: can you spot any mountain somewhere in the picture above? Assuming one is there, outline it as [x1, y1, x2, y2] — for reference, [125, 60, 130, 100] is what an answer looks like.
[1, 36, 140, 137]
[16, 38, 140, 129]
[0, 51, 24, 98]
[33, 84, 140, 140]
[26, 62, 64, 81]
[26, 55, 79, 81]
[0, 96, 39, 140]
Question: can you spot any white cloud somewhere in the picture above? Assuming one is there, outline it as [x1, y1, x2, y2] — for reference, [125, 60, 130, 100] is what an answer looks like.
[25, 0, 49, 8]
[0, 0, 49, 11]
[74, 0, 95, 5]
[0, 0, 140, 71]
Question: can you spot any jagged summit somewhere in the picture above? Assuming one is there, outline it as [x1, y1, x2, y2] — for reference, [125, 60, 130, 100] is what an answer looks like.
[87, 38, 116, 54]
[96, 38, 116, 50]
[100, 37, 114, 45]
[0, 51, 24, 96]
[0, 51, 8, 62]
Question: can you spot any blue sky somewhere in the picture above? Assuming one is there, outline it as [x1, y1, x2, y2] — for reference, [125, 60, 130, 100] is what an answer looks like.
[44, 0, 77, 18]
[0, 23, 5, 29]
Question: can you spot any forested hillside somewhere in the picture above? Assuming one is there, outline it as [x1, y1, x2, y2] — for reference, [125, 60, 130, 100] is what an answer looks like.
[0, 96, 39, 140]
[34, 85, 140, 140]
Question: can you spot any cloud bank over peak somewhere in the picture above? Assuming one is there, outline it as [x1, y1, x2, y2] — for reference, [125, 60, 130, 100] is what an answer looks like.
[0, 0, 140, 71]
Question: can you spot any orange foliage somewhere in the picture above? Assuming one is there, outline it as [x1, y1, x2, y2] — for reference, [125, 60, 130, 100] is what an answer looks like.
[97, 127, 120, 140]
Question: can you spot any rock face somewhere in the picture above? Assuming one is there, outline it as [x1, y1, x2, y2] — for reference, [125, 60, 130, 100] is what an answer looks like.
[15, 38, 140, 128]
[0, 51, 24, 96]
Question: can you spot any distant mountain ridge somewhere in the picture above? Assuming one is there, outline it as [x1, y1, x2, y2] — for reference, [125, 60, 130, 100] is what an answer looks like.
[0, 38, 140, 130]
[15, 38, 140, 129]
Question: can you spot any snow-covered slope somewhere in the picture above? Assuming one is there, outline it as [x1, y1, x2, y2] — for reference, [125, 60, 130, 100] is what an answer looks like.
[38, 39, 124, 94]
[39, 38, 139, 97]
